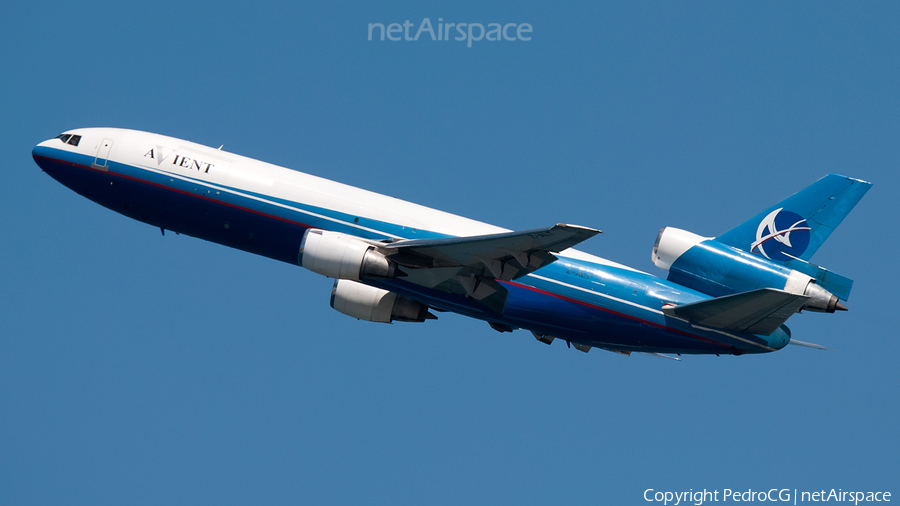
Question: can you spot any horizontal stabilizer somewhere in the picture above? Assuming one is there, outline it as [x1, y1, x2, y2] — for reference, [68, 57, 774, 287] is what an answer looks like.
[637, 352, 682, 361]
[662, 288, 809, 336]
[788, 261, 854, 301]
[788, 339, 833, 351]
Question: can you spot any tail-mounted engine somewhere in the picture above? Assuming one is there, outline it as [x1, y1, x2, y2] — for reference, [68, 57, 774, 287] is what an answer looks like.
[299, 229, 397, 280]
[652, 227, 845, 313]
[330, 279, 436, 323]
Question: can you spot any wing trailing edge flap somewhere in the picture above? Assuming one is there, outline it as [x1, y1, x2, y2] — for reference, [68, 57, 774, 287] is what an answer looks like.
[662, 288, 810, 336]
[383, 224, 601, 280]
[381, 224, 601, 313]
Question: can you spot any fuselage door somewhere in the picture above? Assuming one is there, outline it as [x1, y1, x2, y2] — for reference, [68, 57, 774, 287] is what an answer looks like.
[92, 138, 114, 170]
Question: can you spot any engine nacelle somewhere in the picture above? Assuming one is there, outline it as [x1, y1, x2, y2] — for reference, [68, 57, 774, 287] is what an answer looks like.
[330, 279, 435, 323]
[299, 229, 396, 280]
[652, 227, 844, 313]
[651, 227, 710, 271]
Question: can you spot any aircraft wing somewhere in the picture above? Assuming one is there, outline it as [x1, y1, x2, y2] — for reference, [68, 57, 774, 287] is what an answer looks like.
[380, 224, 601, 313]
[661, 288, 810, 336]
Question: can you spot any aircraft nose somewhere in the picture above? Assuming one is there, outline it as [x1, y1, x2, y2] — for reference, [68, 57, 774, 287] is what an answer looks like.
[32, 138, 58, 171]
[33, 132, 84, 175]
[34, 136, 57, 153]
[33, 131, 88, 166]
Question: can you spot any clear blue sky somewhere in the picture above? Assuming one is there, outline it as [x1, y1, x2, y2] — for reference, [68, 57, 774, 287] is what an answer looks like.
[2, 2, 897, 504]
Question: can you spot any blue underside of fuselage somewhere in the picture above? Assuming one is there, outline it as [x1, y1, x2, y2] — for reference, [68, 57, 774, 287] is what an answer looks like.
[33, 146, 782, 355]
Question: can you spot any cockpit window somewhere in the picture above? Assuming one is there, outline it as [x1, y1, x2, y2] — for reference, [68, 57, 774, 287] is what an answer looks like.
[53, 133, 81, 146]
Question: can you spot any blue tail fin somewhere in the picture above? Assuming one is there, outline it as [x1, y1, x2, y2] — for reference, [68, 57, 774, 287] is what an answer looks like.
[716, 174, 872, 299]
[718, 174, 871, 260]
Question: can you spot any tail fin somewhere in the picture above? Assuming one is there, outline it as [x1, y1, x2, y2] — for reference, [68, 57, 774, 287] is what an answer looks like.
[718, 174, 871, 260]
[716, 173, 872, 299]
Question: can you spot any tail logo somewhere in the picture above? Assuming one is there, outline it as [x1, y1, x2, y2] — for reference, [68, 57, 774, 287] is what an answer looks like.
[751, 208, 811, 261]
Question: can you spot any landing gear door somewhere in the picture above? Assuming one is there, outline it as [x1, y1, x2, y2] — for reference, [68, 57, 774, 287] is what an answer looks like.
[92, 138, 114, 171]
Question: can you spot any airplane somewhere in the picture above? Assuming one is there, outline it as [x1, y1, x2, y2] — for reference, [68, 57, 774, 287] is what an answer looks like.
[32, 128, 872, 359]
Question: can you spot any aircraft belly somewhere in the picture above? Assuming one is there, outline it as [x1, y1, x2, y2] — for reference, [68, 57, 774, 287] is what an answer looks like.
[499, 281, 741, 354]
[369, 276, 751, 355]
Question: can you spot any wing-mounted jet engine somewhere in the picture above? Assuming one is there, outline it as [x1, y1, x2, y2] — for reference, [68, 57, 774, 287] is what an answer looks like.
[301, 224, 600, 322]
[301, 229, 439, 323]
[330, 279, 436, 323]
[299, 229, 399, 280]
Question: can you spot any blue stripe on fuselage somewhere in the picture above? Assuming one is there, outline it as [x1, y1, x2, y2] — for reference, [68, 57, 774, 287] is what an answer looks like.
[33, 145, 454, 243]
[33, 146, 783, 355]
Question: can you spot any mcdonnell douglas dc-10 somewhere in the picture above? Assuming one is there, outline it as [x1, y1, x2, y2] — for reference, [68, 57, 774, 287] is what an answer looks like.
[33, 128, 871, 359]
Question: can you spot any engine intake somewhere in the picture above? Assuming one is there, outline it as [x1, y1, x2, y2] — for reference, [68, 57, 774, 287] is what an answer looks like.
[330, 280, 436, 323]
[300, 229, 396, 280]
